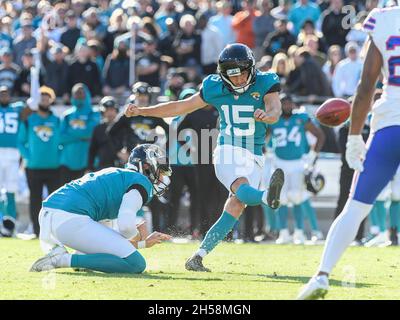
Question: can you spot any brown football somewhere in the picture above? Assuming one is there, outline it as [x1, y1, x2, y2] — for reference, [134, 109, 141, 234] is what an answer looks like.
[315, 98, 351, 127]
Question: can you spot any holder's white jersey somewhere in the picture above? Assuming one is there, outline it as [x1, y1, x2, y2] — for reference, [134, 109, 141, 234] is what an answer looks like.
[363, 7, 400, 132]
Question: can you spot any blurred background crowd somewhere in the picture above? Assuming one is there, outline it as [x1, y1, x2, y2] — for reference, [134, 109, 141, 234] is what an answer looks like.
[0, 0, 396, 246]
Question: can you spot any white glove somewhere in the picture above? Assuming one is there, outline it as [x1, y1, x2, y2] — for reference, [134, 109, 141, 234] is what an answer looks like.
[346, 135, 366, 172]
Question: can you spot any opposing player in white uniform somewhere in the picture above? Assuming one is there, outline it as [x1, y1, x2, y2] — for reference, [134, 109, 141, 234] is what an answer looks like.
[298, 6, 400, 299]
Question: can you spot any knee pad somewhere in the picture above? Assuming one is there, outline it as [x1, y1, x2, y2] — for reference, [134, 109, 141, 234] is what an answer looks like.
[124, 251, 147, 274]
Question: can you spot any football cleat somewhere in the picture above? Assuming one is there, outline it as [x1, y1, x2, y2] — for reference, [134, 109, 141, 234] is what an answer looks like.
[185, 255, 211, 272]
[265, 168, 284, 210]
[310, 230, 324, 243]
[364, 231, 391, 247]
[275, 229, 292, 244]
[293, 229, 306, 245]
[30, 246, 68, 272]
[296, 275, 329, 300]
[0, 216, 16, 237]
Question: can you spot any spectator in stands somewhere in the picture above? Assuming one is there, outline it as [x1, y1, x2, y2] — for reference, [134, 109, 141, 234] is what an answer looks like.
[287, 48, 331, 97]
[0, 47, 20, 93]
[142, 16, 161, 41]
[345, 15, 368, 49]
[271, 0, 291, 20]
[136, 36, 162, 87]
[158, 17, 179, 61]
[197, 12, 223, 75]
[15, 49, 44, 98]
[263, 19, 296, 56]
[71, 0, 87, 19]
[209, 0, 236, 48]
[154, 0, 179, 34]
[296, 19, 327, 53]
[321, 0, 349, 48]
[164, 68, 185, 101]
[88, 96, 125, 171]
[232, 0, 260, 49]
[253, 0, 276, 61]
[256, 55, 273, 71]
[322, 44, 342, 84]
[270, 52, 290, 88]
[173, 14, 201, 68]
[103, 8, 128, 57]
[67, 43, 102, 98]
[303, 35, 327, 68]
[13, 20, 36, 67]
[59, 83, 100, 185]
[0, 18, 13, 50]
[18, 86, 61, 238]
[60, 11, 81, 54]
[103, 41, 130, 97]
[87, 39, 105, 73]
[82, 7, 108, 43]
[287, 0, 321, 36]
[331, 41, 362, 98]
[41, 45, 70, 99]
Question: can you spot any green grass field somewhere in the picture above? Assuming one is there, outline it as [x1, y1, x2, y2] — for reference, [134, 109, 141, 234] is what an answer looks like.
[1, 238, 399, 300]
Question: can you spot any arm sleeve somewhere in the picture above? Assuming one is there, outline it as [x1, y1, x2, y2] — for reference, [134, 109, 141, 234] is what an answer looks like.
[117, 189, 143, 240]
[362, 8, 378, 39]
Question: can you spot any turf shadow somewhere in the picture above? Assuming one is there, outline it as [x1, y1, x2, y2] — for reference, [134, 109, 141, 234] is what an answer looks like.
[223, 272, 377, 288]
[58, 271, 224, 282]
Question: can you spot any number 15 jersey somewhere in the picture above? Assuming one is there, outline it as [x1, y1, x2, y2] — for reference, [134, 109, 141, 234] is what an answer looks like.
[200, 71, 280, 156]
[363, 7, 400, 132]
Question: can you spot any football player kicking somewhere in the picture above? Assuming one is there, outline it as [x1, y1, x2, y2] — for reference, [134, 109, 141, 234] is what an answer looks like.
[125, 43, 285, 272]
[297, 6, 400, 299]
[30, 144, 172, 274]
[268, 93, 325, 245]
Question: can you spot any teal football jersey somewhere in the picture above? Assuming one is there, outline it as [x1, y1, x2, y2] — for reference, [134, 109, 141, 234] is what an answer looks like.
[0, 102, 24, 148]
[200, 71, 280, 156]
[270, 111, 311, 160]
[43, 168, 153, 221]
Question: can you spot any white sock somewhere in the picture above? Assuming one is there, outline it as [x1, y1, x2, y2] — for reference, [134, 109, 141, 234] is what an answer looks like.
[195, 249, 207, 258]
[370, 226, 379, 235]
[58, 253, 72, 268]
[319, 199, 372, 274]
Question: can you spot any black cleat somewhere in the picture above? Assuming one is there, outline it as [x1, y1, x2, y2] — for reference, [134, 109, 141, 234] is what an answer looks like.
[0, 217, 15, 237]
[185, 255, 211, 272]
[267, 168, 285, 210]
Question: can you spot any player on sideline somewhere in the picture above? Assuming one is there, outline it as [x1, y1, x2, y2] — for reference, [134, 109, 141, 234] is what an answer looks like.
[125, 43, 284, 272]
[30, 144, 172, 274]
[297, 6, 400, 299]
[268, 93, 325, 245]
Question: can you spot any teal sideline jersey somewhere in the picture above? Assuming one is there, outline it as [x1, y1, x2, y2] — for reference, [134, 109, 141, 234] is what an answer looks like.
[18, 112, 61, 169]
[43, 168, 154, 221]
[0, 102, 25, 148]
[200, 71, 280, 156]
[270, 110, 311, 160]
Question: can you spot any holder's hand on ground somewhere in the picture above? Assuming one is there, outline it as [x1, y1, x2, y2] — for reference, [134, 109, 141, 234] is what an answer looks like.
[125, 104, 141, 117]
[137, 221, 148, 241]
[145, 232, 172, 248]
[254, 108, 278, 124]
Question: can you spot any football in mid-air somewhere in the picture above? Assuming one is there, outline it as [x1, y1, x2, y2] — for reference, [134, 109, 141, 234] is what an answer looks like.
[315, 98, 351, 127]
